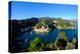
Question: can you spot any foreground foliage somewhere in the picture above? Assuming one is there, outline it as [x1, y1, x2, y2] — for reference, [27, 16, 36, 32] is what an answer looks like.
[24, 31, 78, 51]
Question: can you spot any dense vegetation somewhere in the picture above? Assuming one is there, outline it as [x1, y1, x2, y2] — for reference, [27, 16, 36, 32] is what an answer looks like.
[35, 17, 74, 29]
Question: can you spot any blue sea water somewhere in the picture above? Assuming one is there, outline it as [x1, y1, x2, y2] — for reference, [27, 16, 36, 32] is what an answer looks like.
[15, 29, 78, 48]
[17, 29, 78, 41]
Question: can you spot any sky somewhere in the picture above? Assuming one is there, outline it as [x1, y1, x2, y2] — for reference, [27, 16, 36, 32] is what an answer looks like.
[9, 1, 78, 20]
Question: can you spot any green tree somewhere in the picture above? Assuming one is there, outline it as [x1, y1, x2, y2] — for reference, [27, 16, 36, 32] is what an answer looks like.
[56, 32, 68, 41]
[72, 37, 76, 45]
[28, 37, 44, 51]
[54, 32, 68, 49]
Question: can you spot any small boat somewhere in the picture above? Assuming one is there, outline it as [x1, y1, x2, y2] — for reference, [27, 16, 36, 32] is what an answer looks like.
[25, 39, 28, 43]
